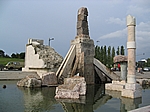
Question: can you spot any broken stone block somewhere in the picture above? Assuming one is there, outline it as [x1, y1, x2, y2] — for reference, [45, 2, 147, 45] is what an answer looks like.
[41, 72, 57, 86]
[55, 76, 86, 99]
[17, 74, 41, 88]
[26, 78, 42, 88]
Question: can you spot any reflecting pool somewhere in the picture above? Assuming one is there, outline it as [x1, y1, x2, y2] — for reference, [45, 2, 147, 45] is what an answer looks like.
[0, 81, 150, 112]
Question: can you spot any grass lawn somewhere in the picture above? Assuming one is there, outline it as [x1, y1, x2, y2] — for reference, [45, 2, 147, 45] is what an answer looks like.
[0, 57, 24, 66]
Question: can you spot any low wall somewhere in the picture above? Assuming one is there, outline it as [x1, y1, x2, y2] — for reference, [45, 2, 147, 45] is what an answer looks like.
[0, 71, 37, 80]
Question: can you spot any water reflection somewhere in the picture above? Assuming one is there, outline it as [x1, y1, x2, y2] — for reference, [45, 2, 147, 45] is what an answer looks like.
[0, 81, 150, 112]
[18, 87, 58, 111]
[106, 90, 142, 111]
[56, 84, 112, 112]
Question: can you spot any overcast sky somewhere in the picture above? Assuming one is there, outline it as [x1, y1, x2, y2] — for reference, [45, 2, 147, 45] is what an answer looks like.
[0, 0, 150, 61]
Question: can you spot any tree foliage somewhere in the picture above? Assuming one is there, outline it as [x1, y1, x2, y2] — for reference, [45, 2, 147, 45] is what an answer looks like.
[0, 49, 25, 59]
[95, 45, 125, 68]
[121, 46, 125, 55]
[0, 50, 5, 57]
[11, 52, 25, 59]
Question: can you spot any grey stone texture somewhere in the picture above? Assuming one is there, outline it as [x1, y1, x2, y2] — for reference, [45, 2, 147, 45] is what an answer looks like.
[77, 7, 89, 37]
[17, 74, 41, 87]
[71, 38, 95, 84]
[113, 55, 128, 63]
[41, 72, 57, 86]
[17, 72, 58, 87]
[55, 76, 86, 99]
[32, 44, 63, 69]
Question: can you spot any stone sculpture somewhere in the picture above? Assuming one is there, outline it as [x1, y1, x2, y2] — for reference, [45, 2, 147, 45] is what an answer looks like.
[77, 7, 89, 38]
[23, 39, 63, 77]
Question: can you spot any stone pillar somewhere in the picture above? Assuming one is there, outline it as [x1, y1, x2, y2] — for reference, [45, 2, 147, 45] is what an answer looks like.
[120, 62, 127, 81]
[121, 15, 142, 98]
[126, 15, 136, 83]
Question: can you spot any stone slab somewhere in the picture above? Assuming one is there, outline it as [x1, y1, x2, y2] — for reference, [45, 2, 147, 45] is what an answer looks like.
[0, 71, 38, 80]
[121, 89, 142, 98]
[125, 83, 142, 90]
[105, 83, 125, 91]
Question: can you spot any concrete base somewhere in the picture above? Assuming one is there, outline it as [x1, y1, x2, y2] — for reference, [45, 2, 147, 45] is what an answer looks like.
[121, 83, 142, 98]
[105, 81, 125, 91]
[105, 81, 142, 99]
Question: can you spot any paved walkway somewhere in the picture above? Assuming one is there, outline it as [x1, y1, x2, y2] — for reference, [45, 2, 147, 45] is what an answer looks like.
[114, 71, 150, 79]
[0, 71, 37, 80]
[129, 105, 150, 112]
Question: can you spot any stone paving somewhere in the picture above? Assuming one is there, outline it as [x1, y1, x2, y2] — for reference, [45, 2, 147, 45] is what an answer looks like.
[114, 71, 150, 79]
[0, 71, 38, 80]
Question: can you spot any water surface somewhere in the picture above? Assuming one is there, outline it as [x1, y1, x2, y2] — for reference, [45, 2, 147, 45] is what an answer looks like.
[0, 81, 150, 112]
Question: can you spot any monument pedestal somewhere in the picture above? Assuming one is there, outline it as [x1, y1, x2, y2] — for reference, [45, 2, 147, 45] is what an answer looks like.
[121, 83, 142, 98]
[105, 81, 125, 91]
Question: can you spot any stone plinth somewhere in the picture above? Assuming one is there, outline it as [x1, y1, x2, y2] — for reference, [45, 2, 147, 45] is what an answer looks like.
[121, 83, 142, 98]
[55, 76, 86, 99]
[71, 38, 95, 84]
[105, 81, 125, 91]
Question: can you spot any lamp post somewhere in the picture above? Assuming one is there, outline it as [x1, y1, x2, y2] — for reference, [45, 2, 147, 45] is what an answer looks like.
[49, 38, 54, 47]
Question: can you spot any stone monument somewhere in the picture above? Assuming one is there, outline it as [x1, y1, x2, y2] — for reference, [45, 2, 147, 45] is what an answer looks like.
[71, 7, 95, 84]
[121, 15, 142, 98]
[56, 7, 95, 84]
[56, 7, 119, 85]
[106, 15, 142, 99]
[23, 39, 63, 77]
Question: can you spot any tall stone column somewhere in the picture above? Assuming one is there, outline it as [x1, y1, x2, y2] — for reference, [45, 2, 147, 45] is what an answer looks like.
[126, 15, 136, 83]
[121, 15, 142, 98]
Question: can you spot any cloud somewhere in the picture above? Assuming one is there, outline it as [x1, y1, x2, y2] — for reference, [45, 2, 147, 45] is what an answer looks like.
[137, 21, 150, 31]
[127, 0, 150, 17]
[136, 21, 150, 49]
[106, 17, 125, 25]
[98, 28, 127, 39]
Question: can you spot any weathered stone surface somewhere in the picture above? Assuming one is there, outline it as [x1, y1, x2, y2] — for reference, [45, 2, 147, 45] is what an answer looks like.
[17, 75, 41, 88]
[41, 72, 57, 86]
[23, 39, 63, 77]
[78, 7, 88, 21]
[55, 76, 86, 99]
[127, 15, 136, 26]
[113, 55, 128, 63]
[77, 7, 89, 36]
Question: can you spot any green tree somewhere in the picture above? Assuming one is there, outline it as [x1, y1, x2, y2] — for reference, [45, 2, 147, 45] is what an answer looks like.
[103, 46, 107, 65]
[20, 52, 25, 59]
[121, 46, 125, 55]
[107, 46, 111, 68]
[116, 46, 120, 55]
[11, 53, 17, 58]
[100, 46, 104, 63]
[94, 45, 98, 59]
[0, 50, 5, 57]
[112, 47, 115, 65]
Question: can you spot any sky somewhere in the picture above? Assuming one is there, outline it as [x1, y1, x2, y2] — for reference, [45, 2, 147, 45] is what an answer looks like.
[0, 0, 150, 61]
